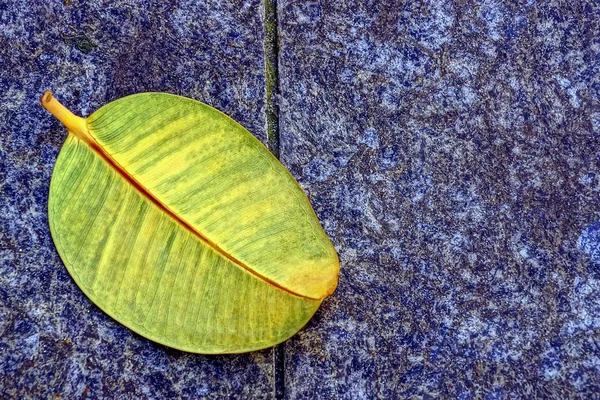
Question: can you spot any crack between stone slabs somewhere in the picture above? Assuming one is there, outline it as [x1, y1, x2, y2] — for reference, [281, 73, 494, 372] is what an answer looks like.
[264, 0, 280, 159]
[263, 0, 284, 399]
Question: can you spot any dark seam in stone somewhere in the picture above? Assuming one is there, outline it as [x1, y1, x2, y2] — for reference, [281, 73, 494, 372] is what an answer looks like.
[264, 0, 280, 159]
[264, 0, 285, 397]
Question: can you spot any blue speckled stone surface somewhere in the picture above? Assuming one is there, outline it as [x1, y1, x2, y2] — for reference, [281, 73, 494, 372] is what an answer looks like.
[0, 1, 275, 398]
[3, 0, 600, 398]
[278, 0, 600, 398]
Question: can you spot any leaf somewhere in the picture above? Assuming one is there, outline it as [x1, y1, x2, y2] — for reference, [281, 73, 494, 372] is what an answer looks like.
[41, 91, 339, 354]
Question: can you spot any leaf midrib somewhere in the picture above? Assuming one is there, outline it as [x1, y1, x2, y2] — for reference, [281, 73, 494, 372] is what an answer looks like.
[77, 122, 320, 301]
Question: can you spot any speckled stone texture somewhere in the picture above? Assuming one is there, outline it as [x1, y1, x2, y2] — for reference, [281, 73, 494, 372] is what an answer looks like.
[279, 1, 600, 398]
[3, 0, 600, 398]
[0, 1, 275, 398]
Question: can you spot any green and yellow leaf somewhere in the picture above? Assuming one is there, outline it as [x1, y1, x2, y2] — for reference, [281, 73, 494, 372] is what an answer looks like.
[41, 91, 339, 354]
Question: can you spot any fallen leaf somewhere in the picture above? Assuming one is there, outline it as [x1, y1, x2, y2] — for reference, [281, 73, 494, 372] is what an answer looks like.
[41, 90, 339, 354]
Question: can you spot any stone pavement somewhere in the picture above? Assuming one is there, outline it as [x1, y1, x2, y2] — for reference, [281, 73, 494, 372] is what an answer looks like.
[1, 0, 600, 398]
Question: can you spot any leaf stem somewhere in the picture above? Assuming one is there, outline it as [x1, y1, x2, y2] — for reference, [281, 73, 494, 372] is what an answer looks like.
[40, 90, 90, 141]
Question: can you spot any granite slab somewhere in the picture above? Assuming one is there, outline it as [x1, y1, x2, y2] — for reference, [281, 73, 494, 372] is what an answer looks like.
[278, 1, 600, 398]
[0, 1, 275, 398]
